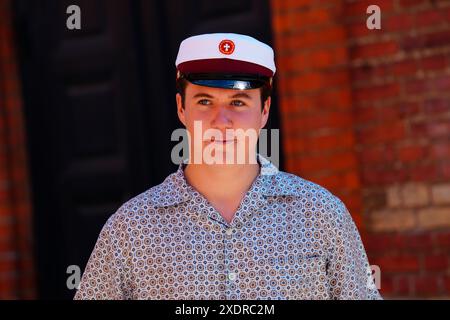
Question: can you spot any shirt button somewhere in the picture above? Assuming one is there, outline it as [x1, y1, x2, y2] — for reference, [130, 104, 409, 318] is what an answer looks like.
[228, 272, 237, 281]
[226, 228, 233, 236]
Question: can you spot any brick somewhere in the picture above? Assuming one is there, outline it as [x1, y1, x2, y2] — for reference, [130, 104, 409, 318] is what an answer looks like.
[398, 0, 425, 7]
[0, 238, 15, 253]
[423, 99, 450, 114]
[292, 7, 334, 28]
[398, 145, 426, 163]
[360, 145, 395, 164]
[297, 154, 331, 172]
[347, 21, 372, 38]
[421, 55, 448, 70]
[289, 70, 350, 94]
[364, 233, 400, 253]
[442, 163, 450, 180]
[409, 120, 433, 137]
[372, 254, 420, 273]
[279, 96, 302, 114]
[357, 106, 400, 124]
[297, 151, 357, 173]
[444, 276, 450, 294]
[435, 231, 450, 248]
[395, 275, 412, 296]
[317, 89, 352, 111]
[280, 53, 306, 74]
[0, 255, 16, 273]
[431, 184, 450, 205]
[283, 27, 347, 50]
[402, 31, 450, 51]
[287, 111, 353, 132]
[396, 233, 434, 251]
[402, 183, 429, 207]
[410, 164, 439, 182]
[301, 130, 355, 153]
[432, 75, 450, 91]
[379, 274, 394, 296]
[354, 83, 400, 103]
[289, 72, 323, 93]
[405, 79, 428, 94]
[357, 121, 405, 144]
[379, 271, 394, 298]
[311, 173, 360, 197]
[0, 219, 15, 240]
[351, 65, 373, 83]
[413, 276, 440, 297]
[285, 139, 307, 157]
[386, 185, 402, 208]
[424, 254, 449, 272]
[385, 13, 415, 32]
[417, 207, 450, 230]
[342, 170, 360, 189]
[351, 41, 399, 60]
[391, 59, 418, 76]
[363, 167, 408, 186]
[0, 187, 11, 204]
[416, 9, 447, 28]
[281, 88, 351, 115]
[275, 5, 339, 34]
[369, 209, 416, 232]
[431, 142, 450, 160]
[397, 101, 421, 118]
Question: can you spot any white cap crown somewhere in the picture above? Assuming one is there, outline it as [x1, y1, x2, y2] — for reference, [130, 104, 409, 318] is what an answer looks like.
[175, 33, 276, 76]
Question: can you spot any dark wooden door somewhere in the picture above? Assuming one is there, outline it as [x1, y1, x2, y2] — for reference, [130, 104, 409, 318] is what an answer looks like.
[14, 0, 282, 299]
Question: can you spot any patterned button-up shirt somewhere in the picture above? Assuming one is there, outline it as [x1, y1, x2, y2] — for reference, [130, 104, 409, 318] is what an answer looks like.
[74, 154, 382, 300]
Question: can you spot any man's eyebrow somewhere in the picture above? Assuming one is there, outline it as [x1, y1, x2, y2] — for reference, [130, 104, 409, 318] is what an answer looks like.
[193, 93, 214, 99]
[192, 92, 253, 99]
[229, 92, 252, 99]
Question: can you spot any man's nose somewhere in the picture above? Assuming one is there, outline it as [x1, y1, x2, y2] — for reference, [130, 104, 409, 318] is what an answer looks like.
[210, 105, 232, 129]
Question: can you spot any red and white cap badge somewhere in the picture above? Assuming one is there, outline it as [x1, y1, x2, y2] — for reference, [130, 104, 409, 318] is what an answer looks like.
[218, 39, 235, 55]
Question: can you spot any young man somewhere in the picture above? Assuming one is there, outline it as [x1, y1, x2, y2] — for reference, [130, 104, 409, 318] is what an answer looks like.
[74, 33, 382, 300]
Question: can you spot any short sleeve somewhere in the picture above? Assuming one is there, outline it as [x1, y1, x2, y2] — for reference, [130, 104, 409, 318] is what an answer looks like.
[326, 199, 383, 300]
[73, 215, 127, 300]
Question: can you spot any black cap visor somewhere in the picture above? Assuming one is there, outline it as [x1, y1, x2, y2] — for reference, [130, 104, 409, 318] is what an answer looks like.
[182, 73, 270, 90]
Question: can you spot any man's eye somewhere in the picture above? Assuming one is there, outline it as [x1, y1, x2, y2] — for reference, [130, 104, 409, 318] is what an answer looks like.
[230, 100, 245, 106]
[198, 99, 211, 105]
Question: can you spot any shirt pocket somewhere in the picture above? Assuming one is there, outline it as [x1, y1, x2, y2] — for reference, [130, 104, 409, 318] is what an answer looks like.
[277, 254, 330, 300]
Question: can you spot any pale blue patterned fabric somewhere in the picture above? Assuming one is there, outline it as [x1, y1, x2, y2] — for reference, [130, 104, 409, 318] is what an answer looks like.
[74, 154, 382, 300]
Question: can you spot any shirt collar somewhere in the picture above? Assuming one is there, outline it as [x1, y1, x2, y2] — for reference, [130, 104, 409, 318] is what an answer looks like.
[150, 153, 296, 208]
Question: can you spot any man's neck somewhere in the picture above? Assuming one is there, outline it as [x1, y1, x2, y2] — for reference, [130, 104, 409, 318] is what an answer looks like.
[184, 161, 260, 200]
[183, 159, 260, 223]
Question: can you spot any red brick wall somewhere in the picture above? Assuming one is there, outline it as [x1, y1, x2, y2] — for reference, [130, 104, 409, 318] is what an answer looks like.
[272, 0, 450, 298]
[0, 0, 36, 299]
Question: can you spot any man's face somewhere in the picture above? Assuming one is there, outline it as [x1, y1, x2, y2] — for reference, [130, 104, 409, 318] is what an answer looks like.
[176, 82, 271, 165]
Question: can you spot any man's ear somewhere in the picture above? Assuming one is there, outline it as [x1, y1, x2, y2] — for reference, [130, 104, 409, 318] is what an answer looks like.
[260, 96, 271, 129]
[176, 93, 186, 126]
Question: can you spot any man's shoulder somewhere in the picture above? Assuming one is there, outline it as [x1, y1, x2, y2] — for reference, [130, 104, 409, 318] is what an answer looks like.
[269, 170, 347, 214]
[269, 170, 335, 198]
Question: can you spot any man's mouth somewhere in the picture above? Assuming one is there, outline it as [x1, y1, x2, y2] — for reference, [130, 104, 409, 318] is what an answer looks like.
[207, 137, 236, 143]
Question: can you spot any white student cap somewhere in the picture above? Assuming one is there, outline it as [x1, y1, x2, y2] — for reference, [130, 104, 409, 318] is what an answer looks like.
[175, 33, 276, 90]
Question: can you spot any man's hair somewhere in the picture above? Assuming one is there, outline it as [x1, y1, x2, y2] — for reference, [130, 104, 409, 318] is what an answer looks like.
[176, 77, 272, 110]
